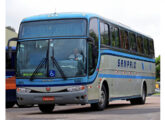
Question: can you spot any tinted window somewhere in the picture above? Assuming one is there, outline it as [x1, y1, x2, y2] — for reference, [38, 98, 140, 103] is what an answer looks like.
[100, 22, 110, 45]
[149, 39, 154, 57]
[129, 32, 137, 52]
[110, 26, 116, 47]
[89, 18, 99, 46]
[19, 19, 87, 39]
[110, 26, 120, 47]
[120, 30, 124, 48]
[143, 38, 149, 55]
[137, 36, 143, 54]
[115, 28, 120, 48]
[89, 18, 99, 75]
[120, 29, 129, 49]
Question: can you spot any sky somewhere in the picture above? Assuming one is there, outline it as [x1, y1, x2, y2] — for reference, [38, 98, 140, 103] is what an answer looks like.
[6, 0, 161, 56]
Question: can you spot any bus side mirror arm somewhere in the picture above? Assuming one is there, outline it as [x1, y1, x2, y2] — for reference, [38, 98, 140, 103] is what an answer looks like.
[7, 37, 18, 59]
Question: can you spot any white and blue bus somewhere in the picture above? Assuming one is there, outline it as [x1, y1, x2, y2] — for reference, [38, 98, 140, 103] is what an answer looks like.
[11, 13, 155, 113]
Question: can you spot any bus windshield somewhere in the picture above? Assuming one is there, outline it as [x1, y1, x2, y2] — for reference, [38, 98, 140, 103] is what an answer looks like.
[19, 19, 87, 39]
[16, 39, 87, 78]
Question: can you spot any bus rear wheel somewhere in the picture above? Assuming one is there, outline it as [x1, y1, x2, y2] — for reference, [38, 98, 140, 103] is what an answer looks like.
[130, 85, 146, 105]
[91, 85, 107, 111]
[38, 104, 55, 113]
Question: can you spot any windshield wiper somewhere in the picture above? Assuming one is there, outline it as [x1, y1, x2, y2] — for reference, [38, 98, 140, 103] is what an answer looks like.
[30, 58, 48, 81]
[30, 40, 49, 81]
[51, 56, 66, 80]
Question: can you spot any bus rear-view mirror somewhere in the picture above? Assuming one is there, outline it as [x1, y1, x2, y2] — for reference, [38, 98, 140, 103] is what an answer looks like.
[7, 37, 18, 59]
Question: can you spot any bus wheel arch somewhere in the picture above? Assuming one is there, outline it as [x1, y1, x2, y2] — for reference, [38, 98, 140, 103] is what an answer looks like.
[90, 80, 109, 111]
[102, 80, 109, 106]
[130, 80, 147, 105]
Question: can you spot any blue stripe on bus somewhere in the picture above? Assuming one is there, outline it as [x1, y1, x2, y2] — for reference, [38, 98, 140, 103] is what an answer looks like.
[16, 73, 155, 87]
[16, 77, 89, 87]
[99, 74, 155, 79]
[16, 82, 89, 87]
[101, 49, 155, 63]
[6, 76, 14, 79]
[22, 13, 97, 22]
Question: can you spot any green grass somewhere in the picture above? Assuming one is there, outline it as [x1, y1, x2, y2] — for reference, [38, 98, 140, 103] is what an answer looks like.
[154, 92, 160, 95]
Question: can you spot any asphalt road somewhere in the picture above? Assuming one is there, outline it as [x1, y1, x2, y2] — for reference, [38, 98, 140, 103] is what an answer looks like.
[6, 95, 160, 120]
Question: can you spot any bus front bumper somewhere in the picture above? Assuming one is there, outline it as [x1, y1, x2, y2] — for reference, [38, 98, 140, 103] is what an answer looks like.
[17, 90, 88, 105]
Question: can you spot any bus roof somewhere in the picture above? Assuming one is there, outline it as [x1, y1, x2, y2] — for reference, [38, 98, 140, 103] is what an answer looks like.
[22, 12, 97, 22]
[22, 12, 152, 39]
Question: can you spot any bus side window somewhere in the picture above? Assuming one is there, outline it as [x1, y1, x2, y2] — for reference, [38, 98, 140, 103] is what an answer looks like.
[120, 29, 124, 49]
[88, 18, 99, 75]
[115, 27, 120, 48]
[129, 32, 137, 52]
[149, 39, 154, 58]
[124, 31, 129, 50]
[100, 22, 110, 46]
[110, 26, 116, 47]
[89, 18, 99, 46]
[141, 37, 144, 54]
[120, 29, 129, 50]
[137, 35, 143, 54]
[143, 37, 149, 55]
[110, 26, 119, 48]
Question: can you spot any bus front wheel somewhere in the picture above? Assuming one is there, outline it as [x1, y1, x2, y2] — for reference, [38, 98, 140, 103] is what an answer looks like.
[38, 104, 55, 113]
[91, 85, 107, 111]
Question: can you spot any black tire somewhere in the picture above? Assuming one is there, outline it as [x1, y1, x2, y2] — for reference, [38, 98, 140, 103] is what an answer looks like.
[91, 85, 108, 111]
[6, 102, 15, 108]
[38, 104, 55, 113]
[130, 85, 146, 105]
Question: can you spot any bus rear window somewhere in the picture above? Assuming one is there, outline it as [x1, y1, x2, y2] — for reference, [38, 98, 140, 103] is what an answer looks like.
[19, 19, 87, 39]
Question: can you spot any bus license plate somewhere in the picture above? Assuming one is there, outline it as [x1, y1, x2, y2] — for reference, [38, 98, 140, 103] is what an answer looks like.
[42, 96, 55, 101]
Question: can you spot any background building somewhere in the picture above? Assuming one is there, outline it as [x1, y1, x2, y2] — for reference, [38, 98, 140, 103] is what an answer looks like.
[6, 27, 17, 47]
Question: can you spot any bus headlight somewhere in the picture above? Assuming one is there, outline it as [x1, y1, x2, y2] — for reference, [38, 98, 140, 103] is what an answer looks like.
[67, 86, 85, 92]
[17, 88, 31, 93]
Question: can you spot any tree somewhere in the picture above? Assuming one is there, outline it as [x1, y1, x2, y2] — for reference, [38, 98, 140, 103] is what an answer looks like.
[6, 26, 15, 32]
[155, 55, 160, 81]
